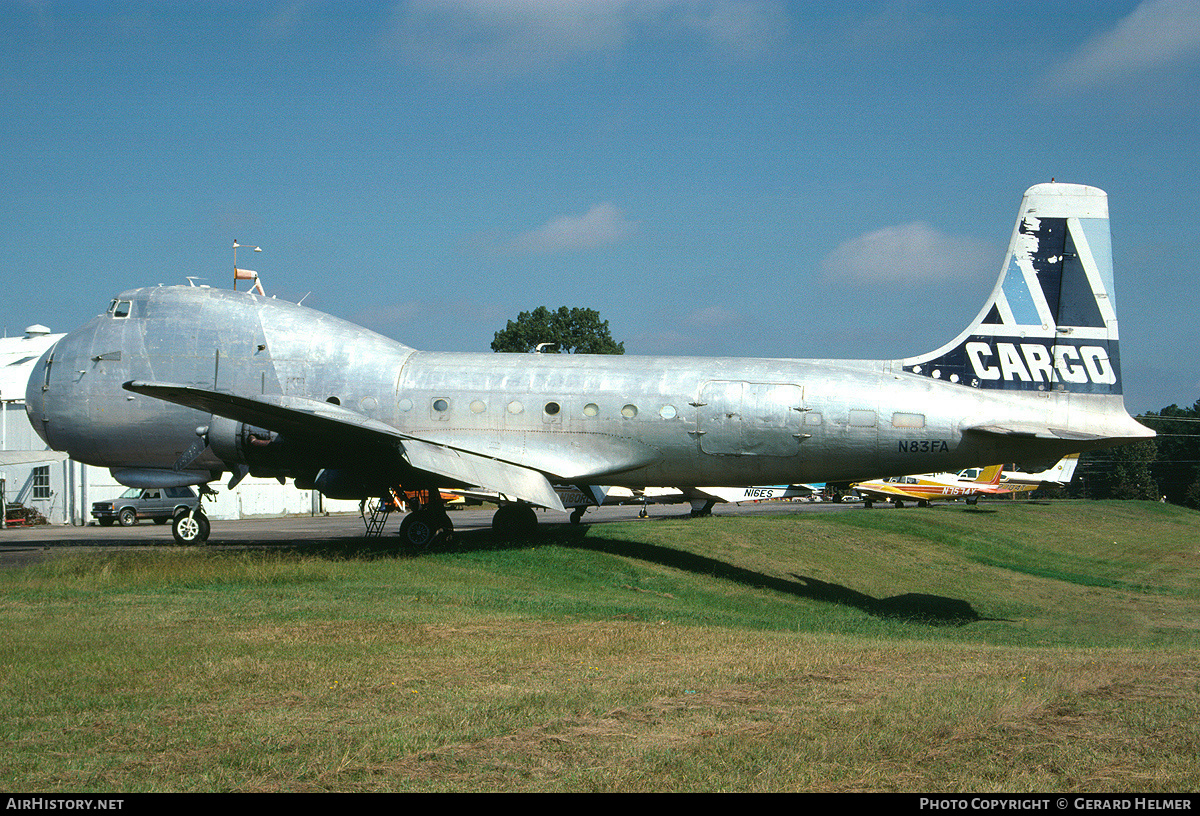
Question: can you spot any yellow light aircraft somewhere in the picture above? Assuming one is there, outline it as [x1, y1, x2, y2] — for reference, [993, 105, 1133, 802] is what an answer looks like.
[852, 465, 1010, 508]
[852, 453, 1080, 508]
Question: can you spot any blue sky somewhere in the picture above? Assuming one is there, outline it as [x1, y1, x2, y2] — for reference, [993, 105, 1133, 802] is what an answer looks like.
[2, 0, 1197, 414]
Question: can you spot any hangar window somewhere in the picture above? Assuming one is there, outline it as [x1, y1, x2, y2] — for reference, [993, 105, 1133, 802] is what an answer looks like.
[32, 466, 50, 500]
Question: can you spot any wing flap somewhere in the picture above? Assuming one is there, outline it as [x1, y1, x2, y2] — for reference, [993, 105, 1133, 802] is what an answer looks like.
[398, 437, 564, 512]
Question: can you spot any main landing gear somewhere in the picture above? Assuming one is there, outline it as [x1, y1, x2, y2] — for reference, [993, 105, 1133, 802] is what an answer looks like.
[398, 506, 454, 550]
[492, 503, 539, 537]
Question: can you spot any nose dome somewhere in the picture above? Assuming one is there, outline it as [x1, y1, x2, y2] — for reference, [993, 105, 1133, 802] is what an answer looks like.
[24, 346, 53, 447]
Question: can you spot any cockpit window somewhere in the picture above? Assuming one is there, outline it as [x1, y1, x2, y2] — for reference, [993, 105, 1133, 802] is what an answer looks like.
[109, 300, 132, 318]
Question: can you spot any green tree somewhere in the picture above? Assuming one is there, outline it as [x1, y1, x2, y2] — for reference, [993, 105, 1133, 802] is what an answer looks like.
[491, 306, 625, 355]
[1141, 401, 1200, 508]
[1079, 438, 1160, 500]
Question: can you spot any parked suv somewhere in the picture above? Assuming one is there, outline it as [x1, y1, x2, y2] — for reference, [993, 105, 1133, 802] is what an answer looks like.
[92, 486, 201, 527]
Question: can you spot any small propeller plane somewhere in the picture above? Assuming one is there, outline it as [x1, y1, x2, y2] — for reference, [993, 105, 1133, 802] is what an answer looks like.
[852, 452, 1080, 507]
[959, 453, 1081, 495]
[24, 183, 1153, 545]
[852, 464, 1010, 507]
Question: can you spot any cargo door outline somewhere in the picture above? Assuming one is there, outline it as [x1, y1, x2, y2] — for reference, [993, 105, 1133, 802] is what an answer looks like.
[696, 381, 803, 456]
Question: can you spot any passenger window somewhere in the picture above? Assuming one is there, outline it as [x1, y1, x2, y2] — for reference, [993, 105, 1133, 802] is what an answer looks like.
[892, 412, 926, 429]
[849, 409, 876, 428]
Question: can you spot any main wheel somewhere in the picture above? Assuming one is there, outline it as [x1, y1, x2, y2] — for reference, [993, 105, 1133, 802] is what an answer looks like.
[398, 508, 453, 551]
[118, 507, 138, 526]
[492, 504, 538, 538]
[172, 511, 210, 545]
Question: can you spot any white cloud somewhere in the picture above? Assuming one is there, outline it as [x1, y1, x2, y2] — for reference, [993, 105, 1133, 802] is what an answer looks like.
[1048, 0, 1200, 89]
[820, 221, 994, 286]
[675, 1, 788, 58]
[499, 202, 635, 255]
[385, 0, 788, 78]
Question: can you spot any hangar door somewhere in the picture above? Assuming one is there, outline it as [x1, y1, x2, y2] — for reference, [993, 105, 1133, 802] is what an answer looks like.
[696, 381, 803, 456]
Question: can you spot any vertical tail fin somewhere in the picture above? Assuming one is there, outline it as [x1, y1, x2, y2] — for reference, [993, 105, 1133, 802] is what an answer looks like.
[902, 183, 1120, 394]
[976, 464, 1004, 486]
[1005, 454, 1082, 485]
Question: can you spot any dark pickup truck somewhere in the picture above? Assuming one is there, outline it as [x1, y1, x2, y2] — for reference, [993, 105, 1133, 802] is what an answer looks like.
[92, 486, 201, 526]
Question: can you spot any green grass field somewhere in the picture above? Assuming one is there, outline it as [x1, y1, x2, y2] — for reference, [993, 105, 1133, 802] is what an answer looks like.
[2, 500, 1198, 792]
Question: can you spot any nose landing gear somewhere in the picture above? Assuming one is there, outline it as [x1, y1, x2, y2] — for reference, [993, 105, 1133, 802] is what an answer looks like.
[172, 507, 210, 545]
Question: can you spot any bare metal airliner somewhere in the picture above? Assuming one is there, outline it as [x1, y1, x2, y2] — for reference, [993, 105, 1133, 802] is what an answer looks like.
[25, 183, 1153, 545]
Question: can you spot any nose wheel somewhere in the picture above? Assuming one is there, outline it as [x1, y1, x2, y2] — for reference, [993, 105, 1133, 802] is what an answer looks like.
[172, 508, 210, 545]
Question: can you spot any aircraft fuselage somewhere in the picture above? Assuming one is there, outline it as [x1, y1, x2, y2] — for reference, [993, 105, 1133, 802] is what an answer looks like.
[27, 285, 1119, 494]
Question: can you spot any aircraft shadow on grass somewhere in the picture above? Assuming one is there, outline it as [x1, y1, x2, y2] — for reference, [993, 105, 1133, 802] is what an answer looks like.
[373, 524, 1001, 627]
[47, 518, 1000, 626]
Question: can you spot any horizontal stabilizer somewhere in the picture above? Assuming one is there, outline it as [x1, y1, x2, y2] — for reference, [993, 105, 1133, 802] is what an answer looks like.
[964, 423, 1102, 441]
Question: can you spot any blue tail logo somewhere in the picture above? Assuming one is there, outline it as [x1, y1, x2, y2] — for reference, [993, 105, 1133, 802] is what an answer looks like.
[902, 183, 1121, 394]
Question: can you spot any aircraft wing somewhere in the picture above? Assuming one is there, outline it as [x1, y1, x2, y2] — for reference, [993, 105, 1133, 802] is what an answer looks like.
[690, 485, 817, 503]
[851, 482, 915, 501]
[123, 381, 565, 511]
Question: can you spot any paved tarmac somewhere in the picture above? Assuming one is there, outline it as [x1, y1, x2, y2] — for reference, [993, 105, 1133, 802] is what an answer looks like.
[0, 499, 858, 569]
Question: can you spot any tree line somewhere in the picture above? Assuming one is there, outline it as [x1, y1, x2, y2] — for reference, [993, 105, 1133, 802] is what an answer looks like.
[1071, 400, 1200, 506]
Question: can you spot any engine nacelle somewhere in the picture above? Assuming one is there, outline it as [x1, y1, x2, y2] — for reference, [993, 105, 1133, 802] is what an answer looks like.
[206, 415, 284, 468]
[295, 469, 383, 500]
[204, 416, 399, 495]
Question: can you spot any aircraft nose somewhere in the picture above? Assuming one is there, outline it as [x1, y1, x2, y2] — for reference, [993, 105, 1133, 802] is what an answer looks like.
[24, 346, 53, 447]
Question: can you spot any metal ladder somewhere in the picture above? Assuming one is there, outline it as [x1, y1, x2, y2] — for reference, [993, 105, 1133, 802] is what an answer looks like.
[361, 492, 400, 537]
